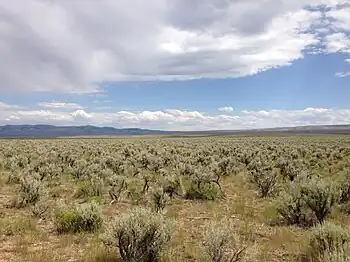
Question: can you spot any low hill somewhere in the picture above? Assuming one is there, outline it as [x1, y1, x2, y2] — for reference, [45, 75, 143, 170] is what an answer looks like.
[1, 124, 350, 138]
[0, 125, 170, 138]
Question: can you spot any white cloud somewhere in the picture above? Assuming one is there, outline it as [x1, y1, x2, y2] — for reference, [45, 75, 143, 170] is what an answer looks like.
[37, 101, 83, 110]
[0, 102, 23, 110]
[1, 106, 350, 131]
[324, 6, 350, 67]
[6, 110, 73, 123]
[335, 71, 350, 77]
[72, 110, 92, 122]
[0, 0, 348, 94]
[324, 33, 350, 53]
[218, 106, 234, 113]
[327, 6, 350, 31]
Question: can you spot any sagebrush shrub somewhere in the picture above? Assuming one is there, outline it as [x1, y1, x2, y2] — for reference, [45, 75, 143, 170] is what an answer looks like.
[215, 157, 236, 177]
[148, 187, 169, 213]
[249, 168, 278, 197]
[17, 176, 43, 208]
[317, 247, 350, 262]
[276, 186, 310, 226]
[184, 180, 219, 200]
[339, 202, 350, 215]
[161, 174, 180, 197]
[6, 171, 21, 184]
[202, 221, 247, 262]
[102, 207, 172, 262]
[337, 170, 350, 204]
[108, 175, 127, 204]
[34, 162, 62, 182]
[180, 170, 221, 200]
[55, 201, 102, 234]
[30, 197, 49, 218]
[70, 161, 101, 180]
[308, 222, 350, 260]
[75, 176, 104, 199]
[125, 181, 146, 205]
[301, 177, 338, 224]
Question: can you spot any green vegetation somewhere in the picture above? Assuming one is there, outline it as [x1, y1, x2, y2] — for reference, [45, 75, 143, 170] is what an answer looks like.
[308, 222, 350, 261]
[102, 207, 173, 262]
[55, 201, 103, 234]
[1, 135, 350, 261]
[202, 221, 248, 262]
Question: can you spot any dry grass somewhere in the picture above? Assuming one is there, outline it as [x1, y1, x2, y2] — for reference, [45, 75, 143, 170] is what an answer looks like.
[0, 171, 288, 262]
[1, 135, 350, 261]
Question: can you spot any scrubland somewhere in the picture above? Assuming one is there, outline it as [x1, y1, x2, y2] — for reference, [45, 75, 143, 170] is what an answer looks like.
[1, 135, 350, 261]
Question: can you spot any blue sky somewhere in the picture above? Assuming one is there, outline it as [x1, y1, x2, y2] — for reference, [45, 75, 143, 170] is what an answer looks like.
[2, 53, 350, 112]
[1, 0, 350, 130]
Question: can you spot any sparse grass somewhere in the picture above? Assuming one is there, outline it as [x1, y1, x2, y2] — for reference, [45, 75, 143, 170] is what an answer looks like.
[202, 220, 248, 262]
[1, 135, 350, 261]
[19, 250, 57, 262]
[84, 245, 120, 262]
[307, 222, 350, 260]
[0, 216, 37, 236]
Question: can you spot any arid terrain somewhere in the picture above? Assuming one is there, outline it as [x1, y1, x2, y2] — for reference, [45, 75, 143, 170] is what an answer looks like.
[1, 135, 350, 261]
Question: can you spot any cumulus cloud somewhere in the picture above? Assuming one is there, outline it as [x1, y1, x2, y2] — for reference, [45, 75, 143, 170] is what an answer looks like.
[327, 5, 350, 31]
[324, 5, 350, 71]
[324, 33, 350, 53]
[218, 106, 234, 113]
[1, 105, 350, 131]
[37, 101, 83, 110]
[0, 0, 349, 94]
[71, 110, 92, 122]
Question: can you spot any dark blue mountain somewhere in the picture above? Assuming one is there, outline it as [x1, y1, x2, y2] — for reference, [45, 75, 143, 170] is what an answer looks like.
[0, 125, 170, 138]
[0, 124, 350, 138]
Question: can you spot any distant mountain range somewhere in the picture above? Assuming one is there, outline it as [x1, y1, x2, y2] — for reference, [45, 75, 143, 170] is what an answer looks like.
[0, 125, 169, 138]
[0, 124, 350, 138]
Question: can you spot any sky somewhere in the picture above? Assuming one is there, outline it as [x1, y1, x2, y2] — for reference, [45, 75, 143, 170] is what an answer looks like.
[0, 0, 350, 131]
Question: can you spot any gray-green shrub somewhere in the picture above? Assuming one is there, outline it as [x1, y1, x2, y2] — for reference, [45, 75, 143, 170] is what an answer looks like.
[337, 170, 350, 204]
[30, 197, 49, 218]
[249, 168, 278, 197]
[6, 171, 21, 184]
[17, 176, 43, 207]
[184, 179, 219, 200]
[54, 201, 102, 234]
[161, 174, 181, 197]
[276, 186, 309, 226]
[180, 170, 221, 200]
[301, 177, 338, 224]
[102, 207, 172, 262]
[108, 175, 127, 204]
[308, 222, 350, 260]
[317, 247, 350, 262]
[75, 176, 104, 199]
[202, 221, 247, 262]
[148, 187, 169, 213]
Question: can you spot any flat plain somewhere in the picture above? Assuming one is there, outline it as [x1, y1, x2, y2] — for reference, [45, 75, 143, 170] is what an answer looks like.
[1, 135, 350, 262]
